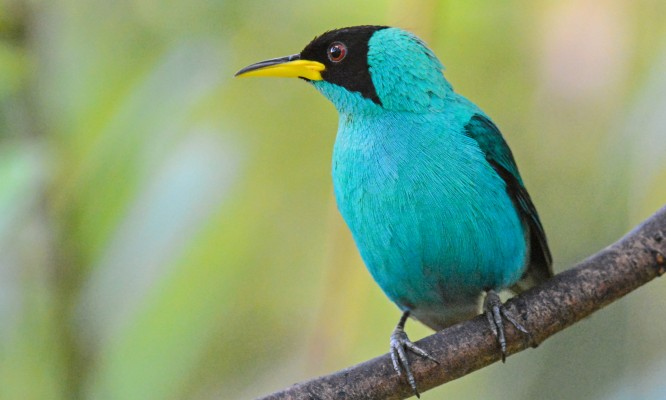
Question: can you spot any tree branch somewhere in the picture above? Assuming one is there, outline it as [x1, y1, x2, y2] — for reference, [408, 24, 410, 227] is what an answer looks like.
[260, 206, 666, 400]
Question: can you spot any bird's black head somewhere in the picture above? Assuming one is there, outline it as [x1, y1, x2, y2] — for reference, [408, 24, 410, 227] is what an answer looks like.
[299, 25, 388, 105]
[235, 26, 388, 106]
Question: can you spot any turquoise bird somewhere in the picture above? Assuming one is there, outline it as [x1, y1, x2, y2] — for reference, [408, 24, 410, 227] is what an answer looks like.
[236, 26, 552, 396]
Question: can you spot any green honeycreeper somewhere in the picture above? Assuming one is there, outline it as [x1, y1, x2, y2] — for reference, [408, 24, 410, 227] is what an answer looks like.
[236, 26, 552, 396]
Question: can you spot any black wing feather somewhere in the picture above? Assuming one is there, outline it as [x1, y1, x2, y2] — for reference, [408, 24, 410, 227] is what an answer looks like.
[464, 114, 553, 291]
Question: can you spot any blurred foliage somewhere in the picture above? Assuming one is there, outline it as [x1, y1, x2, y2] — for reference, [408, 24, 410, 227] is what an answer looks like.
[0, 0, 664, 399]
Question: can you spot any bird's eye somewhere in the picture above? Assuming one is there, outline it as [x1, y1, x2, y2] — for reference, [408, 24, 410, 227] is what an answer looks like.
[327, 42, 347, 62]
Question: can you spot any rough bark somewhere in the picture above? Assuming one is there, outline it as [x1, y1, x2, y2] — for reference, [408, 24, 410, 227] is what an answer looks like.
[259, 205, 666, 400]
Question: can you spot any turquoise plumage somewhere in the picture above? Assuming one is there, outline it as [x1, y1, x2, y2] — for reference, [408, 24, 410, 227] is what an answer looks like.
[236, 25, 552, 397]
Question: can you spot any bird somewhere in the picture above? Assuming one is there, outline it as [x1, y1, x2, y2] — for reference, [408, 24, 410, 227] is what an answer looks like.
[235, 25, 553, 397]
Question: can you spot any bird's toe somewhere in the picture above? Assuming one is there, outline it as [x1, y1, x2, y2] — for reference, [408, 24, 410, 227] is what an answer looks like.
[483, 290, 529, 362]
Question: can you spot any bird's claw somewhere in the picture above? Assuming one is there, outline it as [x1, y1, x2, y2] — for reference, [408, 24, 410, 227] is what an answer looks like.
[390, 323, 437, 398]
[484, 290, 529, 362]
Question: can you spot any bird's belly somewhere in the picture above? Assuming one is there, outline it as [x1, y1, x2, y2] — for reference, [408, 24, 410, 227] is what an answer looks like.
[333, 140, 527, 324]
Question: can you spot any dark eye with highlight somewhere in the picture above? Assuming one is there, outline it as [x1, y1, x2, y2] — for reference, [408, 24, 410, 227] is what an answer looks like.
[327, 42, 347, 62]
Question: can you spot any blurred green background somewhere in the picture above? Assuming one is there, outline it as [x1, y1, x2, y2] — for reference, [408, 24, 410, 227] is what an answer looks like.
[0, 0, 665, 399]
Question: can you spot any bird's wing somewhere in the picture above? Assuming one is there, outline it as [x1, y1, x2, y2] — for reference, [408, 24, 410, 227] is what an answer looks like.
[464, 114, 553, 291]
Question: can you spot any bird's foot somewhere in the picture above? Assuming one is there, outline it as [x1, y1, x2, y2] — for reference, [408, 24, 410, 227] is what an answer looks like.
[483, 290, 529, 362]
[390, 312, 438, 398]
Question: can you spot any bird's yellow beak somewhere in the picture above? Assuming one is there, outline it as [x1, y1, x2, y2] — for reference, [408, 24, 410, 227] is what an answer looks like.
[234, 54, 325, 81]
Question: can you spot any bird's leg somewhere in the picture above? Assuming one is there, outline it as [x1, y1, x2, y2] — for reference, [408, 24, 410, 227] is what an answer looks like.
[483, 289, 529, 362]
[389, 311, 438, 398]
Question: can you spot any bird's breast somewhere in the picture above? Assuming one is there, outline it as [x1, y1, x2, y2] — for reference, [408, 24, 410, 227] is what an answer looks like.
[331, 111, 527, 312]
